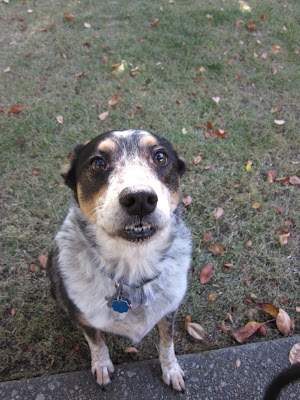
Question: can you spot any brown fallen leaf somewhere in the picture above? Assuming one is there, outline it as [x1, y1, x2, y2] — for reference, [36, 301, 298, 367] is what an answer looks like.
[252, 202, 260, 209]
[8, 105, 25, 114]
[207, 293, 218, 301]
[247, 22, 256, 31]
[255, 303, 279, 318]
[99, 111, 109, 121]
[7, 307, 16, 316]
[187, 322, 206, 340]
[58, 336, 64, 344]
[193, 155, 202, 165]
[108, 94, 119, 107]
[208, 244, 224, 255]
[33, 168, 40, 175]
[151, 18, 159, 26]
[64, 12, 75, 21]
[236, 359, 241, 368]
[289, 343, 300, 365]
[56, 115, 63, 124]
[103, 56, 108, 66]
[276, 177, 290, 183]
[39, 254, 48, 269]
[227, 313, 233, 324]
[215, 129, 228, 137]
[290, 175, 300, 185]
[271, 45, 283, 53]
[185, 314, 192, 331]
[200, 264, 214, 284]
[231, 321, 263, 343]
[276, 308, 292, 335]
[203, 233, 213, 242]
[39, 19, 55, 32]
[279, 232, 290, 247]
[223, 263, 233, 272]
[214, 207, 224, 219]
[124, 347, 139, 354]
[221, 320, 230, 333]
[30, 264, 37, 273]
[182, 195, 192, 207]
[267, 170, 276, 183]
[206, 121, 213, 130]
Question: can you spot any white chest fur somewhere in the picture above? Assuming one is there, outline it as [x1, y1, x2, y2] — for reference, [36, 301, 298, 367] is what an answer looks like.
[56, 207, 191, 343]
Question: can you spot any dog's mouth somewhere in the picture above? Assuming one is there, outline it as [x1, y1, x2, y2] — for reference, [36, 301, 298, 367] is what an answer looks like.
[119, 224, 156, 242]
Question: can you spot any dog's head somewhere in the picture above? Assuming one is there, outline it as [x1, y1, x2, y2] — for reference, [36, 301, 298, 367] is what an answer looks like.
[61, 130, 185, 243]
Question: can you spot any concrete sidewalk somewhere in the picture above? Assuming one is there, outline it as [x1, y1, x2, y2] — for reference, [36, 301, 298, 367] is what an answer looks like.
[1, 336, 299, 400]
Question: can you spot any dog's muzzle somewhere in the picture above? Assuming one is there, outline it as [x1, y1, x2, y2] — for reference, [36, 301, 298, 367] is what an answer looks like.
[118, 185, 158, 242]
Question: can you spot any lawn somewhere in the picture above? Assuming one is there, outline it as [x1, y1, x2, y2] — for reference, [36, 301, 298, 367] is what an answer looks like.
[0, 0, 299, 381]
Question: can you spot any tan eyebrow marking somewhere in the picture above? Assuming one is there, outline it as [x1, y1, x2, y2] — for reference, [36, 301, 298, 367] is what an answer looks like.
[140, 134, 158, 148]
[97, 138, 117, 152]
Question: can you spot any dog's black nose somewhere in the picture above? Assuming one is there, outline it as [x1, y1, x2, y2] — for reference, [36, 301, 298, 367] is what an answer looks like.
[119, 186, 158, 218]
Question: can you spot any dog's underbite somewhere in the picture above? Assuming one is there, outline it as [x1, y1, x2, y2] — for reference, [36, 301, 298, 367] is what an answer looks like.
[47, 129, 192, 391]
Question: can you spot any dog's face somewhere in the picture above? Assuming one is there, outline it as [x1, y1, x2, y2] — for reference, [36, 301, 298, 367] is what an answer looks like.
[61, 130, 185, 243]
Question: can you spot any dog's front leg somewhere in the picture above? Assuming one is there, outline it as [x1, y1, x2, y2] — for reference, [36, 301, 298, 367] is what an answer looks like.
[158, 311, 185, 391]
[81, 325, 114, 386]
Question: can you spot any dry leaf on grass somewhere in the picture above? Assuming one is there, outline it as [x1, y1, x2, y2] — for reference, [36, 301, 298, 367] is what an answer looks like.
[56, 115, 63, 124]
[108, 94, 119, 106]
[231, 321, 263, 343]
[64, 12, 74, 21]
[185, 315, 192, 330]
[255, 303, 279, 318]
[276, 308, 292, 335]
[182, 195, 192, 207]
[187, 322, 206, 340]
[8, 105, 25, 114]
[193, 155, 202, 165]
[208, 244, 224, 255]
[203, 233, 213, 242]
[267, 170, 276, 183]
[39, 254, 48, 269]
[279, 232, 290, 247]
[99, 111, 109, 121]
[214, 207, 224, 219]
[200, 264, 214, 284]
[124, 347, 139, 354]
[290, 176, 300, 185]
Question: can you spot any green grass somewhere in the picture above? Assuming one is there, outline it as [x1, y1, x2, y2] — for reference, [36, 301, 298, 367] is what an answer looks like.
[1, 0, 299, 381]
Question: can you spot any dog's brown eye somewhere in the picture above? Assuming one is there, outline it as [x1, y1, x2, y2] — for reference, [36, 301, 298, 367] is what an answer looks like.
[153, 151, 168, 165]
[91, 158, 107, 171]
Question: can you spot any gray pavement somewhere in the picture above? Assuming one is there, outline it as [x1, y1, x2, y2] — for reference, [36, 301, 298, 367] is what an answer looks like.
[1, 335, 299, 400]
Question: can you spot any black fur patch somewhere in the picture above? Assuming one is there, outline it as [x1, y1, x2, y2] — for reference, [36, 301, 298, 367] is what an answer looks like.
[60, 130, 185, 205]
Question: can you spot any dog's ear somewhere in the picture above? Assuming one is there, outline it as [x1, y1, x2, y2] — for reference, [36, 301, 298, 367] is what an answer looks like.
[177, 157, 186, 177]
[60, 144, 84, 191]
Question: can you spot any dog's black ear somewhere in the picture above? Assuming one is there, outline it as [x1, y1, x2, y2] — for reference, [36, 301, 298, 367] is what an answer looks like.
[60, 144, 84, 191]
[177, 157, 186, 177]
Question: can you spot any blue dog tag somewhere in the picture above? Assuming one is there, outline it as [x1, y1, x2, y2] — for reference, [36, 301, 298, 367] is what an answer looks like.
[106, 282, 132, 313]
[111, 299, 131, 313]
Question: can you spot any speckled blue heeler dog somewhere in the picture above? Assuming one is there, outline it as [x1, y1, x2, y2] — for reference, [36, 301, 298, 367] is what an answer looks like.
[47, 129, 192, 391]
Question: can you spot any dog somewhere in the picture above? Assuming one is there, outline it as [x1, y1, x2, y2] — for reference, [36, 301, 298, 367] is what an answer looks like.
[263, 363, 300, 400]
[47, 129, 192, 391]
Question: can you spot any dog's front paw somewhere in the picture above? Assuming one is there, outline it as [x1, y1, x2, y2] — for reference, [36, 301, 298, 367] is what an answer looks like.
[161, 361, 185, 392]
[92, 359, 114, 386]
